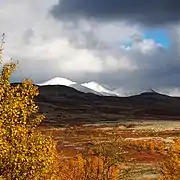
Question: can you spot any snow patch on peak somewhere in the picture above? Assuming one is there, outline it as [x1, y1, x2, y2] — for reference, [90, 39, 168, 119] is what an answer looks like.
[81, 81, 119, 96]
[81, 81, 110, 93]
[37, 77, 76, 86]
[36, 78, 119, 97]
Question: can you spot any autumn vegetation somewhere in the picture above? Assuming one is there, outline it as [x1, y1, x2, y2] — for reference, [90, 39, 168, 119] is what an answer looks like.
[159, 138, 180, 180]
[0, 34, 179, 179]
[0, 35, 59, 179]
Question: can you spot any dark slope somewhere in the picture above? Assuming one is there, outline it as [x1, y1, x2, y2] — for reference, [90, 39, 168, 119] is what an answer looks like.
[28, 85, 180, 126]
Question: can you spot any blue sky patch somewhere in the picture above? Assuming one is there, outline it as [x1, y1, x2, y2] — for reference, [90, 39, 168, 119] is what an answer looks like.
[144, 28, 170, 48]
[121, 28, 170, 49]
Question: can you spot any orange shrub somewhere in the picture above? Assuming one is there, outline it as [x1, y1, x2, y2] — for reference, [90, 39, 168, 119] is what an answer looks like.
[125, 139, 166, 153]
[159, 138, 180, 180]
[58, 153, 120, 180]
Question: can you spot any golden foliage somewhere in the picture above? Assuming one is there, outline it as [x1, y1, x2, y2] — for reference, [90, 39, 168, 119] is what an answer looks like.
[125, 139, 166, 153]
[159, 138, 180, 180]
[57, 137, 131, 180]
[58, 152, 121, 180]
[0, 37, 59, 179]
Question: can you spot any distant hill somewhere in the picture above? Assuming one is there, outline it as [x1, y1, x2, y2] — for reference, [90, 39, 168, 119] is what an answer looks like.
[11, 83, 180, 126]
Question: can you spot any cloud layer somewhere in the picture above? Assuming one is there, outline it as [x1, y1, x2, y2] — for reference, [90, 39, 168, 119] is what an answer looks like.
[51, 0, 180, 25]
[1, 0, 180, 96]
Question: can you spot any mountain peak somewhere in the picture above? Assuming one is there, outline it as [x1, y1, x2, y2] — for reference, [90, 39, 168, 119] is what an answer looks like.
[140, 88, 159, 95]
[37, 77, 76, 86]
[37, 78, 118, 96]
[81, 81, 110, 93]
[81, 81, 119, 96]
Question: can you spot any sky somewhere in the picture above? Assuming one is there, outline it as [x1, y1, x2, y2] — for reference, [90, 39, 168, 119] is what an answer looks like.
[144, 29, 170, 48]
[1, 0, 180, 96]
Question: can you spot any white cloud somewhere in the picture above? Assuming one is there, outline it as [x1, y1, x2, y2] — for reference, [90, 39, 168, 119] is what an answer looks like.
[158, 87, 180, 97]
[1, 0, 180, 96]
[1, 1, 141, 78]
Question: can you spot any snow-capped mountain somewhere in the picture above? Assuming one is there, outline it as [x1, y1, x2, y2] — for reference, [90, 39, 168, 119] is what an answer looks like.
[81, 81, 119, 96]
[36, 77, 76, 86]
[36, 77, 165, 97]
[36, 77, 119, 96]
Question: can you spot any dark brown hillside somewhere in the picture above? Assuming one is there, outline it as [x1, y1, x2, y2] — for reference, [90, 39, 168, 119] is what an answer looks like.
[18, 84, 179, 126]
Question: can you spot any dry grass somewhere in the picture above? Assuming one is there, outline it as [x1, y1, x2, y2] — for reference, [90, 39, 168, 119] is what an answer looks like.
[37, 121, 180, 180]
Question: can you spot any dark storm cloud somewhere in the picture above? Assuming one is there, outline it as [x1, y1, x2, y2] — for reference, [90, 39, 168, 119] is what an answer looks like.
[50, 0, 180, 25]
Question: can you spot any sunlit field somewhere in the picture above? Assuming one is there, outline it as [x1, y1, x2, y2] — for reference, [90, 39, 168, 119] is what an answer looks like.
[38, 120, 180, 180]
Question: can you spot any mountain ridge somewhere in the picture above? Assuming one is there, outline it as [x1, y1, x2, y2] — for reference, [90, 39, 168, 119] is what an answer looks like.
[36, 77, 169, 97]
[36, 77, 119, 97]
[11, 83, 180, 126]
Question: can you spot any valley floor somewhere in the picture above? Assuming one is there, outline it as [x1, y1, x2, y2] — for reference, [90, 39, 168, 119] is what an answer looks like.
[38, 120, 180, 180]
